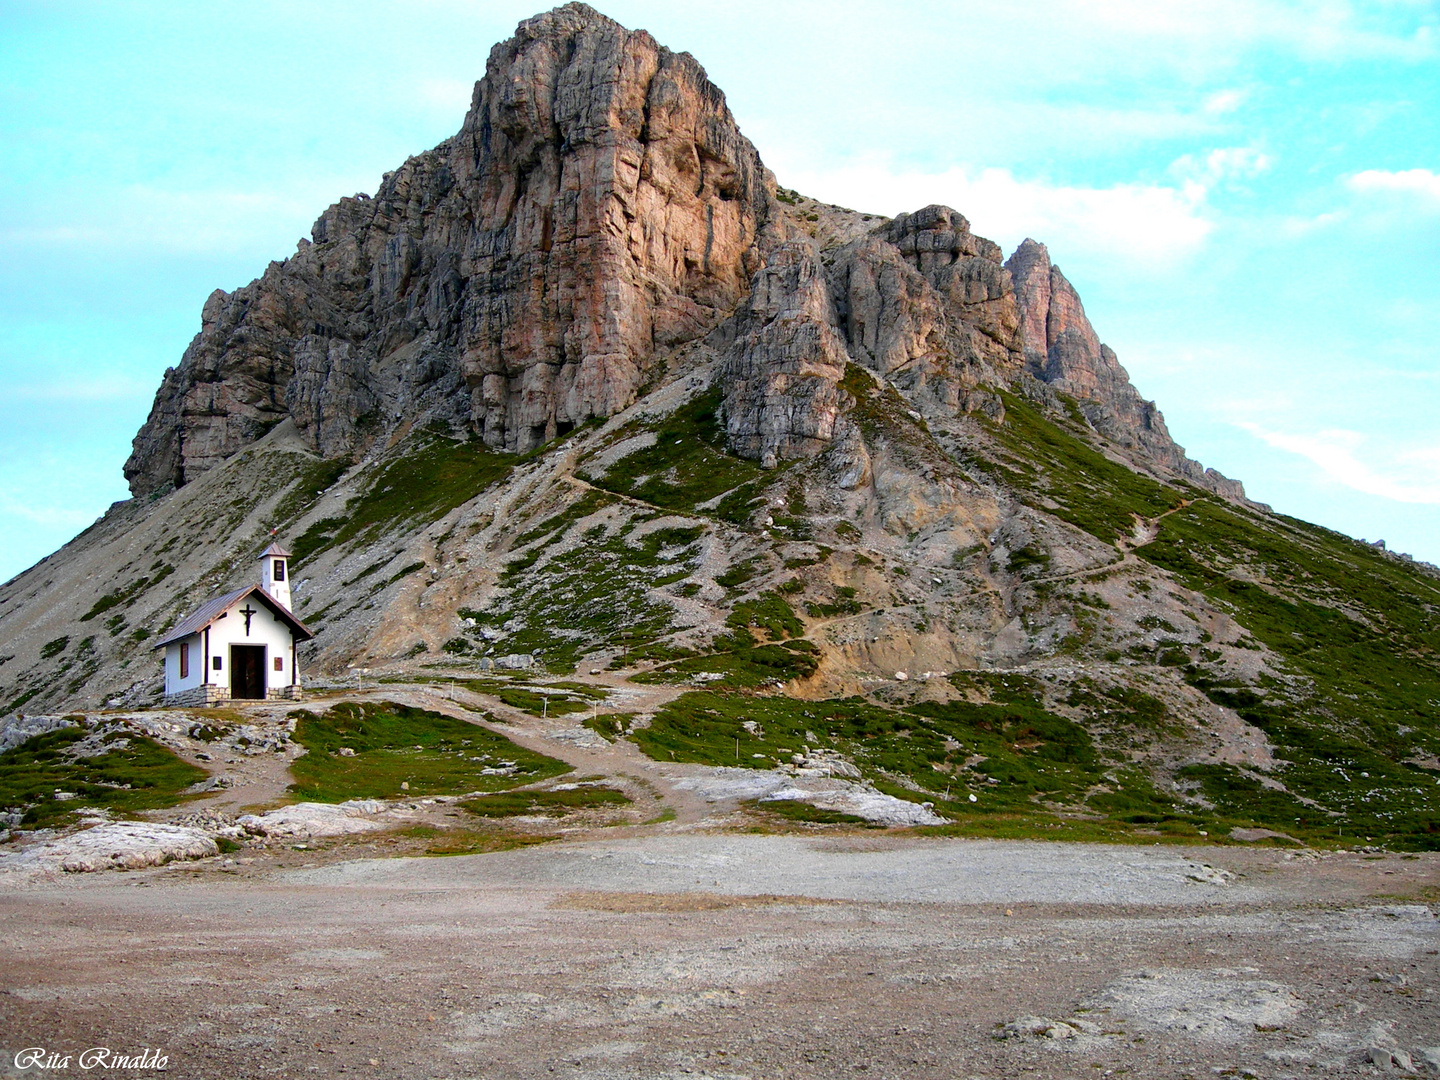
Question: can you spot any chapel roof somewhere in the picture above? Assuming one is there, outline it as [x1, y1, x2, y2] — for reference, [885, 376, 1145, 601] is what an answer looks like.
[260, 542, 292, 558]
[153, 585, 313, 650]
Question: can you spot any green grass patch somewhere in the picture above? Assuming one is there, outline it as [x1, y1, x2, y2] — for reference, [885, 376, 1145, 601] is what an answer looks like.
[0, 721, 209, 830]
[631, 637, 819, 687]
[78, 564, 175, 623]
[962, 386, 1440, 848]
[292, 432, 518, 565]
[286, 700, 570, 801]
[840, 363, 933, 454]
[716, 559, 759, 588]
[583, 714, 629, 741]
[459, 512, 704, 672]
[744, 798, 876, 826]
[579, 388, 772, 523]
[1138, 498, 1440, 848]
[494, 688, 592, 718]
[915, 815, 1198, 844]
[632, 681, 1105, 811]
[727, 592, 804, 640]
[460, 785, 631, 818]
[401, 826, 561, 857]
[972, 390, 1179, 545]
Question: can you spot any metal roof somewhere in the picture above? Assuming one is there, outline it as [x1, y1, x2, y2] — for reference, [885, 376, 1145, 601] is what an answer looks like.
[153, 585, 313, 649]
[259, 542, 292, 558]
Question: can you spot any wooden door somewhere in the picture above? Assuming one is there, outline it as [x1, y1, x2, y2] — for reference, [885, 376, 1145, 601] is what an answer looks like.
[230, 645, 267, 700]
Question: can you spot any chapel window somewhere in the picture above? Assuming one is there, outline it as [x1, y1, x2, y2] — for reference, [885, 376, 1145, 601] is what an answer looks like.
[179, 642, 189, 679]
[274, 559, 285, 582]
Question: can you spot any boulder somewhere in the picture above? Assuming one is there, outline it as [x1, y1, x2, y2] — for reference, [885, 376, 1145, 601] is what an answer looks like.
[238, 800, 389, 838]
[0, 822, 219, 877]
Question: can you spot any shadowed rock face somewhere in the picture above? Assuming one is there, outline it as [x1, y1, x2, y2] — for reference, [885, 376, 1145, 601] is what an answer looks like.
[829, 205, 1023, 411]
[124, 3, 1242, 503]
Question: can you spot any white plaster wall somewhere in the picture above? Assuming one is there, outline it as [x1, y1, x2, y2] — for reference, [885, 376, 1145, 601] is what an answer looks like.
[204, 599, 299, 693]
[163, 634, 204, 696]
[260, 557, 292, 612]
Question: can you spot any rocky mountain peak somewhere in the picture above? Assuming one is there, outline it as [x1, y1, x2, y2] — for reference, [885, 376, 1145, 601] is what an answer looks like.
[123, 2, 1240, 506]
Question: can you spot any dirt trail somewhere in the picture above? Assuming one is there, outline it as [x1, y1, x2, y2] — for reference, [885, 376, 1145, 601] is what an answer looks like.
[384, 683, 729, 828]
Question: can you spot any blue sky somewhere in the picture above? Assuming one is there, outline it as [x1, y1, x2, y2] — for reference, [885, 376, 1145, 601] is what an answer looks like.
[2, 0, 1437, 583]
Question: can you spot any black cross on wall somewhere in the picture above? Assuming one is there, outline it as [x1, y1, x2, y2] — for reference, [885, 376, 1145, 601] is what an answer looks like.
[240, 604, 258, 634]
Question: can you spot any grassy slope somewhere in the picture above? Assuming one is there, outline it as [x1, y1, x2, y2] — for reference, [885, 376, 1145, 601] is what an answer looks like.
[634, 674, 1228, 842]
[612, 383, 1439, 848]
[0, 721, 209, 829]
[291, 431, 519, 566]
[287, 700, 571, 801]
[577, 388, 774, 524]
[451, 389, 818, 674]
[971, 392, 1440, 848]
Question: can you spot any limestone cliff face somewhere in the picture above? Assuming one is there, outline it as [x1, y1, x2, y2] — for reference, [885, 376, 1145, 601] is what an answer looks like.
[1006, 239, 1245, 499]
[828, 205, 1023, 412]
[719, 242, 849, 468]
[125, 3, 777, 496]
[454, 6, 774, 447]
[125, 3, 1244, 505]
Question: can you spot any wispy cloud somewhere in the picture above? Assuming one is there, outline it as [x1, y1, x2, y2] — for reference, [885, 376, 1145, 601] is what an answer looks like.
[782, 160, 1217, 267]
[0, 494, 101, 531]
[0, 181, 369, 257]
[1238, 423, 1440, 504]
[1172, 146, 1274, 187]
[1058, 0, 1437, 62]
[1346, 168, 1440, 203]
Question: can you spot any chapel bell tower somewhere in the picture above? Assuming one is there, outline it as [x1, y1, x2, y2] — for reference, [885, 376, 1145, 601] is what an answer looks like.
[259, 542, 292, 611]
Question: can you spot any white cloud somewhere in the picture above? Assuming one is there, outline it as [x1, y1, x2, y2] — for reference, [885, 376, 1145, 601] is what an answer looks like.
[1238, 423, 1440, 504]
[1202, 89, 1251, 116]
[1063, 0, 1437, 62]
[782, 152, 1251, 268]
[1168, 146, 1273, 202]
[1347, 168, 1440, 202]
[416, 77, 475, 115]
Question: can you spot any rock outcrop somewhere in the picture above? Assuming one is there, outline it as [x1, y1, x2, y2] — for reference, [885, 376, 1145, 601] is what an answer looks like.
[1007, 238, 1245, 498]
[719, 242, 849, 468]
[0, 823, 219, 878]
[828, 205, 1023, 413]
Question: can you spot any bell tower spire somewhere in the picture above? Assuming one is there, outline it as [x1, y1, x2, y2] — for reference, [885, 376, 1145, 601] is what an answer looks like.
[259, 541, 292, 611]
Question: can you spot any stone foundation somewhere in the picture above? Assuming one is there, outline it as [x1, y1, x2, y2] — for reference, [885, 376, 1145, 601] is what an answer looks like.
[163, 684, 231, 707]
[163, 684, 303, 706]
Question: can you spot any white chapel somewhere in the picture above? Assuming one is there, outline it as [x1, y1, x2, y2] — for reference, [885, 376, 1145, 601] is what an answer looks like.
[155, 543, 314, 706]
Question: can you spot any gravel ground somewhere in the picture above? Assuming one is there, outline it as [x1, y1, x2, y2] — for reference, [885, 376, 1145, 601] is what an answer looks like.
[1, 834, 1436, 1080]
